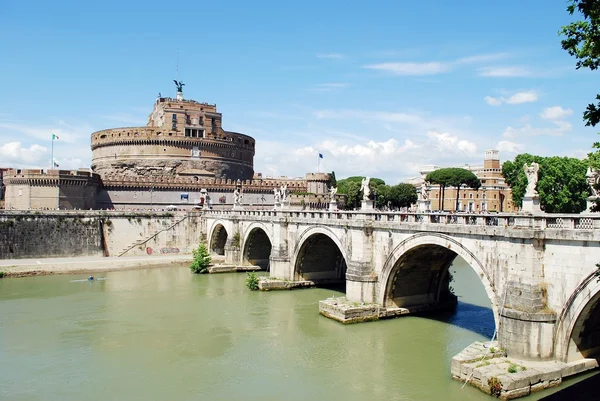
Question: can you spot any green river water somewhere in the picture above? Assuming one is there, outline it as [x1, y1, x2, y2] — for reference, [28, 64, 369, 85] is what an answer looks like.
[0, 258, 591, 401]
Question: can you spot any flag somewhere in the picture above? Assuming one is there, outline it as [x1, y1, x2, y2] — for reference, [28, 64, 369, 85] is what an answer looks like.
[52, 133, 59, 140]
[53, 161, 59, 168]
[319, 153, 323, 159]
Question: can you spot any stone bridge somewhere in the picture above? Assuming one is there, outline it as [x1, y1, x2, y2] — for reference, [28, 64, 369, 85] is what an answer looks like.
[203, 209, 600, 365]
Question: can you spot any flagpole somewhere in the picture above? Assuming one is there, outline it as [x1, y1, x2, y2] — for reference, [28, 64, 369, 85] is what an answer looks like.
[51, 135, 54, 170]
[317, 154, 320, 173]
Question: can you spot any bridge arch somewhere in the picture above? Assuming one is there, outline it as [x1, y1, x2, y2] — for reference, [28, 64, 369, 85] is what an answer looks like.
[241, 222, 273, 270]
[291, 226, 348, 287]
[379, 232, 499, 328]
[207, 220, 229, 256]
[554, 272, 600, 362]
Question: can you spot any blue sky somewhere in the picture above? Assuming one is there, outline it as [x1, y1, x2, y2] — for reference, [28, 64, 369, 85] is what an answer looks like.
[0, 0, 597, 183]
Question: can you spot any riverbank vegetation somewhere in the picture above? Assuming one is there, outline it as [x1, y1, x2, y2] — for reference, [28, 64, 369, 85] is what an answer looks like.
[0, 271, 5, 278]
[245, 272, 259, 290]
[190, 244, 211, 274]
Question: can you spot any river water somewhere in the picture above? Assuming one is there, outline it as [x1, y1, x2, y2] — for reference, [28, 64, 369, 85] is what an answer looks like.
[0, 258, 590, 400]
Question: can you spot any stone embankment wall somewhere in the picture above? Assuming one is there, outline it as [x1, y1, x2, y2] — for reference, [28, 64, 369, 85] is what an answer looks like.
[0, 211, 204, 259]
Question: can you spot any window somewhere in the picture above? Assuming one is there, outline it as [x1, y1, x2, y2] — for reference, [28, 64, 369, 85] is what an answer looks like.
[185, 128, 191, 137]
[172, 113, 177, 121]
[470, 194, 473, 199]
[494, 194, 497, 199]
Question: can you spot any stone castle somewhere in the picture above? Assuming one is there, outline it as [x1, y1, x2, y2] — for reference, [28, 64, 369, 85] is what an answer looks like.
[2, 82, 332, 210]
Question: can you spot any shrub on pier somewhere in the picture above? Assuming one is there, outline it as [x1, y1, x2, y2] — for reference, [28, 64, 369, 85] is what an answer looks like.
[190, 244, 211, 274]
[246, 272, 259, 290]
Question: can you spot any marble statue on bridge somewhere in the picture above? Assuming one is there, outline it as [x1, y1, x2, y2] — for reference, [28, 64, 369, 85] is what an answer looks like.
[524, 162, 540, 197]
[273, 187, 281, 205]
[586, 167, 599, 197]
[329, 186, 337, 202]
[420, 183, 429, 200]
[360, 177, 371, 201]
[233, 187, 242, 207]
[280, 184, 287, 202]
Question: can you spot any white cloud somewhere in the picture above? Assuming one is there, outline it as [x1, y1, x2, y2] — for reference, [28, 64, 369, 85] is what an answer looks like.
[254, 128, 481, 184]
[427, 131, 477, 155]
[506, 91, 538, 104]
[540, 106, 573, 121]
[478, 66, 531, 77]
[503, 123, 570, 138]
[364, 62, 449, 76]
[484, 90, 538, 106]
[497, 140, 524, 153]
[484, 96, 504, 106]
[316, 53, 345, 60]
[0, 142, 48, 166]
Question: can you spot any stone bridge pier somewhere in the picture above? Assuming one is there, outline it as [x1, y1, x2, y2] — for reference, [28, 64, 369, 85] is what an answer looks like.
[204, 210, 600, 373]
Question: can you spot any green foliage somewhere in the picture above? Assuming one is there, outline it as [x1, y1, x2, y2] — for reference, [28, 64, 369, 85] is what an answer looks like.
[425, 168, 481, 210]
[502, 153, 589, 213]
[189, 243, 211, 274]
[245, 272, 259, 290]
[371, 183, 418, 209]
[337, 176, 386, 209]
[561, 1, 600, 197]
[0, 272, 5, 278]
[488, 377, 502, 397]
[389, 183, 418, 208]
[507, 362, 527, 373]
[232, 231, 241, 248]
[330, 171, 337, 187]
[561, 0, 600, 129]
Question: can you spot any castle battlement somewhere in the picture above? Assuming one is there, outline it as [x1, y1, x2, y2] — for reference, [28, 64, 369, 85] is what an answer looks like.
[100, 175, 307, 193]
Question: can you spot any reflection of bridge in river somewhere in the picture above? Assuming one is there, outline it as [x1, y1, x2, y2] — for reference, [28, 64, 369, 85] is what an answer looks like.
[203, 209, 600, 366]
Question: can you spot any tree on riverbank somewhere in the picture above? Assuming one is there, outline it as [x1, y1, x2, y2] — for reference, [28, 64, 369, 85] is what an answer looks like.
[190, 244, 211, 274]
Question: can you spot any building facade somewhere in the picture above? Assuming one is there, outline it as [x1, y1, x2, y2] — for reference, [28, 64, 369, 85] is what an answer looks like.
[418, 150, 515, 212]
[3, 169, 100, 210]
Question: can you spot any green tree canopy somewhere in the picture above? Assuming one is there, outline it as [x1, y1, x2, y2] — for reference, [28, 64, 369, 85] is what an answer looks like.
[425, 168, 481, 210]
[337, 176, 385, 209]
[388, 183, 418, 209]
[561, 0, 600, 209]
[561, 0, 600, 132]
[502, 153, 590, 213]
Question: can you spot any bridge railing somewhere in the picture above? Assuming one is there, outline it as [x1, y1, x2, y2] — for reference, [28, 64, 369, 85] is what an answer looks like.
[202, 209, 600, 230]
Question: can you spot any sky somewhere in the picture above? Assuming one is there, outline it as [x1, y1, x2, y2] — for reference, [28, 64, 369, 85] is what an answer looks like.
[0, 0, 597, 184]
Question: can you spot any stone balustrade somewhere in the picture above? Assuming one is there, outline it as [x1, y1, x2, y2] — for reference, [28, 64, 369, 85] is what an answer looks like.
[203, 209, 600, 231]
